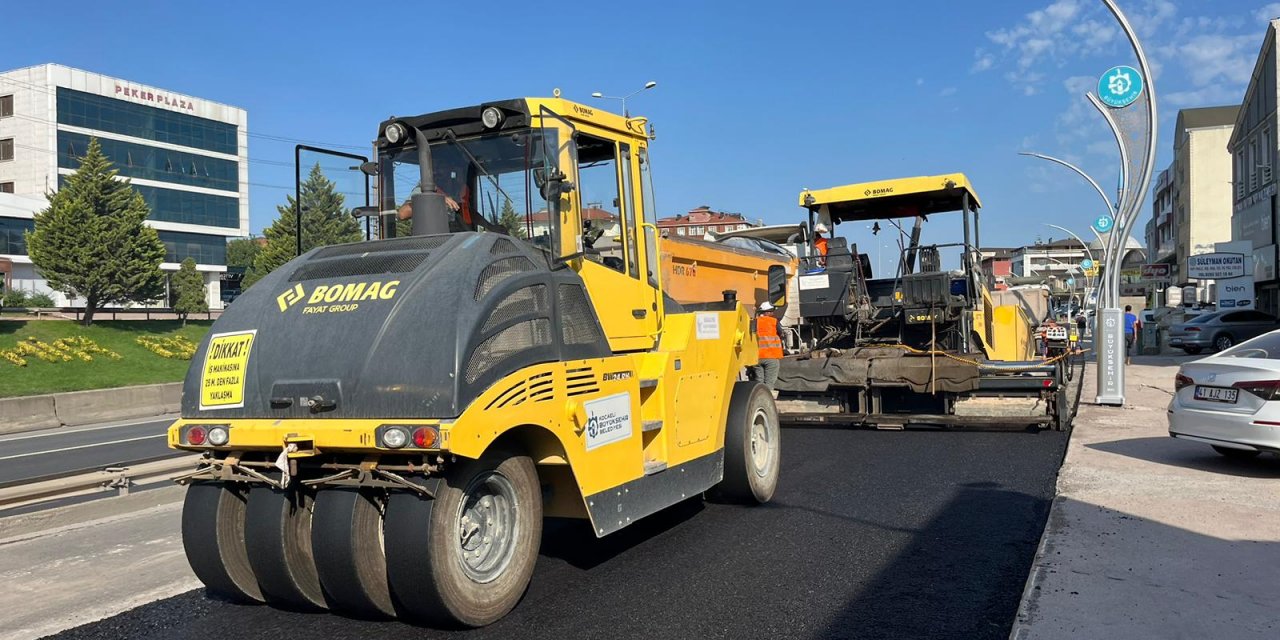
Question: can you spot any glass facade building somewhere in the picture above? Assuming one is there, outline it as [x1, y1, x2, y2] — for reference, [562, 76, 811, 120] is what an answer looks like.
[0, 64, 248, 309]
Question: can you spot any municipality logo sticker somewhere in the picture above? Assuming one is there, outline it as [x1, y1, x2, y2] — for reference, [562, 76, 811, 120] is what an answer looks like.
[1099, 65, 1143, 108]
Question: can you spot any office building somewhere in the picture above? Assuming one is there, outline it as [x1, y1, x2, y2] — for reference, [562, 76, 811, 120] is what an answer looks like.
[0, 63, 247, 308]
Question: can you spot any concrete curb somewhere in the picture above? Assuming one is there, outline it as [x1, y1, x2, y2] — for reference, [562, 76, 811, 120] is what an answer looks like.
[0, 382, 181, 435]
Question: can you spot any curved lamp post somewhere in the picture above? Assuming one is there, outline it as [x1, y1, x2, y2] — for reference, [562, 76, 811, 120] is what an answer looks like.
[590, 81, 657, 117]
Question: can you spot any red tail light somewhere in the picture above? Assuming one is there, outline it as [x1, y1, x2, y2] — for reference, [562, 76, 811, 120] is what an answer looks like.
[186, 426, 207, 445]
[1186, 327, 1201, 332]
[1232, 380, 1280, 401]
[1174, 373, 1193, 391]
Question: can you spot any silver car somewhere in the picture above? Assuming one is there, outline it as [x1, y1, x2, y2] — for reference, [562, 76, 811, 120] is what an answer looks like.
[1168, 310, 1280, 355]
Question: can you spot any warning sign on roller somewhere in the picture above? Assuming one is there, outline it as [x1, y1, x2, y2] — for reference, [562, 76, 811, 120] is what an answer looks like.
[199, 330, 256, 410]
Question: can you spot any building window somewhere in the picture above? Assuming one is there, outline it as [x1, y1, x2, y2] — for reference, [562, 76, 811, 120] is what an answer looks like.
[55, 87, 237, 155]
[689, 225, 704, 235]
[57, 175, 238, 228]
[0, 217, 34, 255]
[157, 230, 228, 265]
[0, 95, 12, 118]
[676, 227, 686, 236]
[0, 138, 12, 162]
[0, 182, 13, 193]
[58, 131, 237, 192]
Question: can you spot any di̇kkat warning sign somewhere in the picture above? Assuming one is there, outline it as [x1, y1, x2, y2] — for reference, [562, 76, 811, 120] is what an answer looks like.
[199, 330, 256, 410]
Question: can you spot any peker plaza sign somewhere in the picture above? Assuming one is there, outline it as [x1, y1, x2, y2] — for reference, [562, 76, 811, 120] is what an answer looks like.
[114, 84, 197, 111]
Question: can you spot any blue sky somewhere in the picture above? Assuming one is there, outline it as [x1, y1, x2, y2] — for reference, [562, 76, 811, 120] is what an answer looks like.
[3, 0, 1275, 267]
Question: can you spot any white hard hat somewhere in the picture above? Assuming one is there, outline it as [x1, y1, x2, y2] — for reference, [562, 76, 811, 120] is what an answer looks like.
[759, 302, 775, 312]
[814, 223, 829, 234]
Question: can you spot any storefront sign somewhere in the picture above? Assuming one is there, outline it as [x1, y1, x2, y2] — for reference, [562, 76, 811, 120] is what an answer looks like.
[1217, 277, 1256, 309]
[1140, 264, 1170, 279]
[1187, 253, 1247, 280]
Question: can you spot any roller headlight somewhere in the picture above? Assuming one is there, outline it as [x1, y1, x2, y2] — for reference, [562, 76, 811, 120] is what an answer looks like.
[481, 106, 504, 129]
[381, 426, 409, 449]
[384, 122, 408, 144]
[207, 426, 230, 447]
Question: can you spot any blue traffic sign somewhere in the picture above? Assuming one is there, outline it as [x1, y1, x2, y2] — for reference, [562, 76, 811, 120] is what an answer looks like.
[1066, 278, 1076, 287]
[1099, 65, 1143, 108]
[1092, 215, 1114, 233]
[1081, 258, 1094, 269]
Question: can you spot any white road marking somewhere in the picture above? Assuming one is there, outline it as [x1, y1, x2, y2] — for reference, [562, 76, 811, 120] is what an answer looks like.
[0, 416, 175, 442]
[0, 435, 166, 461]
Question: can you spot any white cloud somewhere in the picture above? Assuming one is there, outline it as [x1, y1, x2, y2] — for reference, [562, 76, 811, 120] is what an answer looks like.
[1177, 33, 1258, 87]
[1257, 3, 1280, 23]
[938, 87, 958, 97]
[916, 77, 925, 86]
[972, 51, 996, 73]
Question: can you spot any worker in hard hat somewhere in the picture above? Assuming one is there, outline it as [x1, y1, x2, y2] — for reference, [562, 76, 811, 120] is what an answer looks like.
[754, 301, 784, 393]
[813, 223, 830, 267]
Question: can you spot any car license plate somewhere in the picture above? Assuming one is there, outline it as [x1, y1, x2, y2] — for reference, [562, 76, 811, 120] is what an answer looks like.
[1194, 386, 1238, 403]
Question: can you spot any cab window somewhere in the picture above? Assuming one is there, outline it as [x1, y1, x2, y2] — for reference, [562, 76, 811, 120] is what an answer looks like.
[574, 134, 625, 273]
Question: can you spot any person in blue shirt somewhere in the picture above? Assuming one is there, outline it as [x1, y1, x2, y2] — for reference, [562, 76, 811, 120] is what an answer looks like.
[1123, 305, 1142, 364]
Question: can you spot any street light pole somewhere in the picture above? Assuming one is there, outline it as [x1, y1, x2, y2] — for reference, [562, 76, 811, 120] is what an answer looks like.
[590, 81, 657, 117]
[1044, 223, 1098, 297]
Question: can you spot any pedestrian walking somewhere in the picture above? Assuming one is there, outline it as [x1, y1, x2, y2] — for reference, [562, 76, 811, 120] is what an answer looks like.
[1124, 305, 1141, 364]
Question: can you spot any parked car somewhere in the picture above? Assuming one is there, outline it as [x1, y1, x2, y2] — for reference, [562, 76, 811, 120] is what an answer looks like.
[1167, 310, 1280, 354]
[1168, 329, 1280, 458]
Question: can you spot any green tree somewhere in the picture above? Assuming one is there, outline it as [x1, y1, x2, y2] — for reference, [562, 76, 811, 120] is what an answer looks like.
[245, 164, 361, 287]
[226, 236, 262, 269]
[26, 138, 166, 325]
[172, 258, 208, 326]
[497, 197, 526, 238]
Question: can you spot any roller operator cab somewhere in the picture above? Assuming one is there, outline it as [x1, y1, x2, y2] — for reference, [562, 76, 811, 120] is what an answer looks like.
[167, 98, 781, 627]
[776, 174, 1069, 430]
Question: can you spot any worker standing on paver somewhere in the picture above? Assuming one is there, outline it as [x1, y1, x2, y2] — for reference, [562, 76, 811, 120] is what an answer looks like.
[755, 302, 783, 394]
[813, 223, 830, 266]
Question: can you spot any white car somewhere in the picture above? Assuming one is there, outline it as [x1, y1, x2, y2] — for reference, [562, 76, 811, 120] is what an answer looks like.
[1168, 329, 1280, 459]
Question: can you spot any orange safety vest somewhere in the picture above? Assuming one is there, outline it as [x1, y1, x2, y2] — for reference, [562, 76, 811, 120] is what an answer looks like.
[757, 314, 783, 360]
[815, 237, 829, 257]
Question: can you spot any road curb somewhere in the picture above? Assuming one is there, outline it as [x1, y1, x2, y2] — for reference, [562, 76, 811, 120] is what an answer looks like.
[0, 382, 181, 435]
[1008, 495, 1065, 639]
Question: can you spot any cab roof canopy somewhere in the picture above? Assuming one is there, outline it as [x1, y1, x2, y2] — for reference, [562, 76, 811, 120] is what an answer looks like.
[799, 173, 981, 222]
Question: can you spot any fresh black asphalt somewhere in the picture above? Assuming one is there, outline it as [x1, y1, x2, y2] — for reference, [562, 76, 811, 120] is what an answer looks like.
[47, 426, 1068, 640]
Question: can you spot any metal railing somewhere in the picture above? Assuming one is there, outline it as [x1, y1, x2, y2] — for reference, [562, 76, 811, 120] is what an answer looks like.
[0, 455, 198, 513]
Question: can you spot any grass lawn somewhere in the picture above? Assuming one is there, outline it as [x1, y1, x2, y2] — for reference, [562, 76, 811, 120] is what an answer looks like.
[0, 320, 212, 398]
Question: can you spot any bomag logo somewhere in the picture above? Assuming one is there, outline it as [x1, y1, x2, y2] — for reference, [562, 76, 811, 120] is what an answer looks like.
[277, 280, 401, 315]
[865, 187, 895, 197]
[277, 283, 305, 312]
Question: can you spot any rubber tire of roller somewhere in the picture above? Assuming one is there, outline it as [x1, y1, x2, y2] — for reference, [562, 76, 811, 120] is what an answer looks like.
[311, 488, 395, 619]
[384, 453, 542, 628]
[181, 481, 264, 604]
[710, 381, 782, 504]
[245, 486, 327, 610]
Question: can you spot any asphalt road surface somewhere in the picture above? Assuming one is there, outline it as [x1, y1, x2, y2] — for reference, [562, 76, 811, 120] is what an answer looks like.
[47, 426, 1068, 640]
[0, 417, 177, 486]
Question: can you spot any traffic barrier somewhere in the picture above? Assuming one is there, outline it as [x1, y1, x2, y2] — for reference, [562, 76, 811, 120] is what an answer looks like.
[53, 383, 180, 427]
[0, 455, 198, 513]
[0, 395, 60, 433]
[0, 382, 181, 435]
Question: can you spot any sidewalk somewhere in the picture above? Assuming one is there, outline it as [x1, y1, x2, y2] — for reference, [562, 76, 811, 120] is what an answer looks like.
[1012, 356, 1280, 639]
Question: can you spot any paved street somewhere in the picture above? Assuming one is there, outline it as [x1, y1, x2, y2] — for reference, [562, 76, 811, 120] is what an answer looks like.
[36, 426, 1067, 640]
[0, 417, 177, 486]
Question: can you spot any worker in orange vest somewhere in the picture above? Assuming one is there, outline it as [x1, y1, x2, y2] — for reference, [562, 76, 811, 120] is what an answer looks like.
[754, 301, 784, 392]
[813, 223, 830, 267]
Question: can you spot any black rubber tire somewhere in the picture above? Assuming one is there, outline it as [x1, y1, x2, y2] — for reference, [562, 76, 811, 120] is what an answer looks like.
[1053, 384, 1070, 432]
[385, 452, 542, 627]
[181, 481, 264, 604]
[711, 381, 781, 504]
[245, 486, 327, 611]
[1212, 445, 1261, 459]
[1214, 334, 1234, 352]
[311, 489, 395, 619]
[1183, 347, 1202, 355]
